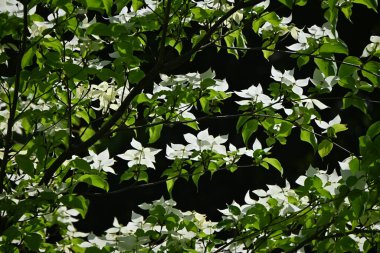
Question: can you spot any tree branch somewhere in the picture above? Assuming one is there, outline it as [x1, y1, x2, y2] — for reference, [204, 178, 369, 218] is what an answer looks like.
[0, 1, 28, 193]
[38, 0, 262, 186]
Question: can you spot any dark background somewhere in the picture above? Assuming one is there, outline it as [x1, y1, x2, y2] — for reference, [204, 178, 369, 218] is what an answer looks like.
[73, 2, 380, 233]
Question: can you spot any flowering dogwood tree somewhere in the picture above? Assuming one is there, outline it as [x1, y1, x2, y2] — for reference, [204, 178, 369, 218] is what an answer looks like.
[1, 0, 380, 252]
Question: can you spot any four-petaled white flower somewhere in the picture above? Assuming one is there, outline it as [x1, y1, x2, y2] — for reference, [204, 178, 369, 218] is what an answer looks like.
[84, 149, 116, 174]
[166, 143, 192, 160]
[314, 115, 341, 133]
[234, 84, 272, 106]
[271, 67, 309, 96]
[184, 129, 228, 156]
[287, 30, 311, 51]
[117, 138, 161, 169]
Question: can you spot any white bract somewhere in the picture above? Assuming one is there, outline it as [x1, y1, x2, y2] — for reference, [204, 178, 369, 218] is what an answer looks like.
[287, 23, 336, 51]
[315, 115, 341, 133]
[117, 138, 161, 169]
[258, 14, 292, 36]
[224, 144, 249, 165]
[184, 129, 228, 156]
[245, 139, 271, 157]
[361, 36, 380, 57]
[28, 21, 54, 38]
[234, 83, 272, 106]
[84, 149, 116, 174]
[166, 143, 192, 160]
[296, 166, 342, 195]
[270, 67, 309, 96]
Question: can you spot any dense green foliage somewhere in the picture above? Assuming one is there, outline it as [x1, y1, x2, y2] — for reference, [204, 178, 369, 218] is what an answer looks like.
[0, 0, 380, 252]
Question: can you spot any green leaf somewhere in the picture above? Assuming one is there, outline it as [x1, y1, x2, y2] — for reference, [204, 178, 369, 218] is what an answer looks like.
[60, 194, 89, 218]
[86, 23, 112, 36]
[262, 41, 275, 60]
[21, 47, 34, 69]
[319, 39, 349, 55]
[367, 121, 380, 139]
[199, 97, 209, 113]
[352, 0, 378, 11]
[132, 0, 144, 11]
[341, 4, 353, 20]
[318, 139, 333, 158]
[77, 174, 109, 192]
[166, 178, 176, 196]
[15, 155, 34, 176]
[236, 116, 251, 132]
[263, 157, 283, 175]
[295, 0, 308, 6]
[362, 61, 380, 86]
[300, 126, 318, 152]
[85, 0, 103, 11]
[63, 62, 87, 80]
[297, 55, 309, 69]
[148, 121, 163, 144]
[332, 123, 348, 134]
[68, 158, 91, 173]
[342, 93, 368, 114]
[24, 233, 43, 251]
[128, 68, 145, 84]
[314, 57, 336, 76]
[338, 56, 361, 84]
[242, 119, 259, 144]
[228, 205, 241, 215]
[79, 127, 96, 142]
[192, 166, 204, 190]
[102, 0, 112, 15]
[41, 38, 63, 54]
[134, 93, 150, 104]
[278, 0, 294, 8]
[120, 170, 135, 182]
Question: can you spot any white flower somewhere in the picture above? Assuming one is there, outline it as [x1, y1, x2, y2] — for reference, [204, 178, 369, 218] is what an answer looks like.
[158, 69, 228, 92]
[361, 35, 380, 57]
[29, 21, 54, 37]
[117, 138, 161, 169]
[166, 143, 192, 160]
[348, 235, 366, 252]
[90, 81, 118, 112]
[224, 144, 249, 165]
[235, 83, 272, 106]
[299, 95, 329, 110]
[287, 31, 311, 51]
[0, 103, 23, 135]
[184, 129, 227, 155]
[0, 0, 36, 17]
[324, 170, 341, 195]
[270, 67, 309, 96]
[308, 23, 336, 39]
[80, 233, 109, 249]
[287, 23, 336, 51]
[84, 149, 116, 174]
[258, 14, 292, 36]
[295, 166, 342, 195]
[314, 115, 341, 133]
[245, 139, 271, 157]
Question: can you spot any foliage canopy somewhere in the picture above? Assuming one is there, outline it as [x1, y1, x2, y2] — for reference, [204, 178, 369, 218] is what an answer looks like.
[0, 0, 380, 252]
